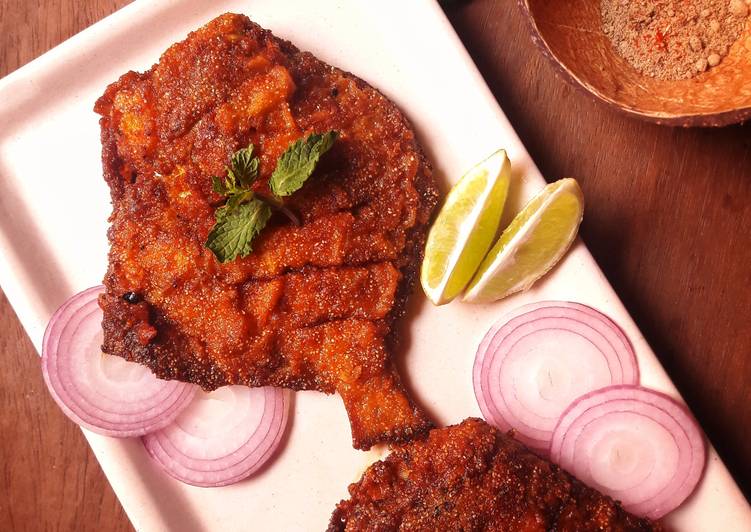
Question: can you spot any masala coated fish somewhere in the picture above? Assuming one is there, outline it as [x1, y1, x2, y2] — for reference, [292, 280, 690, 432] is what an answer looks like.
[95, 13, 437, 450]
[329, 418, 662, 531]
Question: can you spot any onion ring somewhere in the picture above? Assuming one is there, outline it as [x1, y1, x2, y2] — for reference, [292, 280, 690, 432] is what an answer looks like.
[41, 286, 196, 437]
[550, 385, 705, 519]
[473, 301, 638, 453]
[143, 386, 289, 487]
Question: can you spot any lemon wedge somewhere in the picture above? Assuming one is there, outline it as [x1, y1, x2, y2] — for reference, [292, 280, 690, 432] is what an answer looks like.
[463, 178, 584, 303]
[420, 149, 511, 305]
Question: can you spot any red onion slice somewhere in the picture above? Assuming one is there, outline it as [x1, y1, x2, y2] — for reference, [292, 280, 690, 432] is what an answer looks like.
[497, 301, 635, 358]
[42, 285, 103, 359]
[41, 286, 196, 437]
[550, 385, 705, 519]
[143, 385, 289, 487]
[473, 301, 638, 453]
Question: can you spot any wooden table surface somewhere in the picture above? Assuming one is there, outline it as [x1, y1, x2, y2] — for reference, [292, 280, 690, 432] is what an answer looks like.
[1, 0, 749, 530]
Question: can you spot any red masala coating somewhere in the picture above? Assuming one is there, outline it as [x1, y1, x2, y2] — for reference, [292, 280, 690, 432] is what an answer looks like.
[94, 13, 438, 450]
[329, 419, 662, 532]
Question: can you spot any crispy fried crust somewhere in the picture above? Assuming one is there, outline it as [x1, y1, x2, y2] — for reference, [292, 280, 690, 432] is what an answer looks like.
[95, 13, 438, 449]
[328, 418, 662, 532]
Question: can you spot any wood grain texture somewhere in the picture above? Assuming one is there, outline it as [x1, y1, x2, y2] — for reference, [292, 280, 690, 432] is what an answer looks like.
[1, 4, 134, 532]
[0, 0, 748, 530]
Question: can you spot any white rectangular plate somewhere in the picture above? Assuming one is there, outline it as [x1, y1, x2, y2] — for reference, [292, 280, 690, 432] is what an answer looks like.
[1, 0, 749, 530]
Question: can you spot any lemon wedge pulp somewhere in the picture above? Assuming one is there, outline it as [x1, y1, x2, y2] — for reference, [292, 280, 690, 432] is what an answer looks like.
[420, 149, 511, 305]
[463, 178, 584, 303]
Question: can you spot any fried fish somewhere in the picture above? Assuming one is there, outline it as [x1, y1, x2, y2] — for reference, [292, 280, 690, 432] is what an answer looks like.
[329, 418, 662, 531]
[95, 13, 437, 450]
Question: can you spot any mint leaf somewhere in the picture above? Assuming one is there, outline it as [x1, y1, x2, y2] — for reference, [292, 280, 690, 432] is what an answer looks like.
[206, 199, 271, 263]
[231, 144, 260, 187]
[228, 191, 253, 214]
[212, 176, 229, 195]
[214, 192, 247, 223]
[212, 143, 260, 198]
[269, 131, 337, 197]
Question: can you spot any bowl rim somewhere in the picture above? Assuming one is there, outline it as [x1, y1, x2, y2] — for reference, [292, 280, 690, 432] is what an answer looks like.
[517, 0, 751, 127]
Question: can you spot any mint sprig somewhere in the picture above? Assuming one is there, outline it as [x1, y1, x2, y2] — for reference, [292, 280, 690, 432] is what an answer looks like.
[206, 131, 337, 263]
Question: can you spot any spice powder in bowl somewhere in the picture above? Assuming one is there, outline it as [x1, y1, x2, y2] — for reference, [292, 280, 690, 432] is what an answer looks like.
[601, 0, 750, 80]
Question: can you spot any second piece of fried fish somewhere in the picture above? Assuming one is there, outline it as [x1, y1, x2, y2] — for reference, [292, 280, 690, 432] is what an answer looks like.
[329, 418, 662, 531]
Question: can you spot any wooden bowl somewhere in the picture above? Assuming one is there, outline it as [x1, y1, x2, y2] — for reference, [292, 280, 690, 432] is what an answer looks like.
[519, 0, 751, 126]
